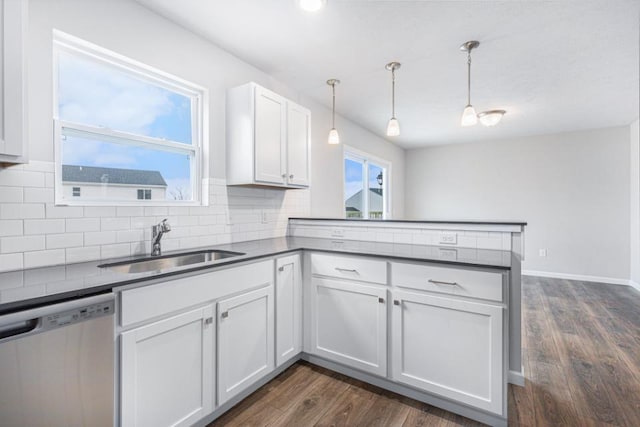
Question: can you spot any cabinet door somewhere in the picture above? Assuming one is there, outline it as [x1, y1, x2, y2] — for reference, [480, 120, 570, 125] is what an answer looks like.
[0, 0, 27, 161]
[121, 306, 215, 427]
[391, 290, 504, 415]
[310, 277, 387, 376]
[218, 285, 274, 405]
[286, 102, 310, 187]
[276, 254, 302, 366]
[254, 86, 286, 185]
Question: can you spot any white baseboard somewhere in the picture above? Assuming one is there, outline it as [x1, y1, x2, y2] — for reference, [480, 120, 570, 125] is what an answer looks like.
[522, 270, 632, 286]
[629, 280, 640, 292]
[508, 367, 525, 387]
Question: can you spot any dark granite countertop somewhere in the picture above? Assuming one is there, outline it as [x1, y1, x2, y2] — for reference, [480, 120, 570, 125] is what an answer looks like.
[0, 236, 513, 315]
[289, 218, 528, 226]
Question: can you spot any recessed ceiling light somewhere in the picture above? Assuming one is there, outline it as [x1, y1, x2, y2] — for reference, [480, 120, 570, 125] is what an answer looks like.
[298, 0, 326, 12]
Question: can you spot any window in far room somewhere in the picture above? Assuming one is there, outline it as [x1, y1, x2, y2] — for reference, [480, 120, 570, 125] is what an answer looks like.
[344, 146, 391, 219]
[52, 31, 207, 205]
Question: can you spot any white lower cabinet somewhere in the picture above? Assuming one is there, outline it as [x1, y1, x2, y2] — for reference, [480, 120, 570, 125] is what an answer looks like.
[217, 285, 275, 405]
[120, 305, 215, 427]
[310, 277, 387, 376]
[276, 254, 302, 366]
[391, 289, 504, 415]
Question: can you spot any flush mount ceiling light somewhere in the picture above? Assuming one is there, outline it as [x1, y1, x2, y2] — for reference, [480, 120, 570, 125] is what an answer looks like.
[298, 0, 326, 12]
[385, 61, 401, 137]
[460, 40, 479, 127]
[327, 79, 340, 145]
[478, 110, 506, 127]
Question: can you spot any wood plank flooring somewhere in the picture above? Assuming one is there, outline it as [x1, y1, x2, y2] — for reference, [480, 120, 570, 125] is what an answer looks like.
[209, 277, 640, 426]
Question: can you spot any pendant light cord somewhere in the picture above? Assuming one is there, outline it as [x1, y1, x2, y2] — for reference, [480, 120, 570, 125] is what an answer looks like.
[391, 68, 396, 118]
[467, 51, 472, 106]
[332, 83, 336, 128]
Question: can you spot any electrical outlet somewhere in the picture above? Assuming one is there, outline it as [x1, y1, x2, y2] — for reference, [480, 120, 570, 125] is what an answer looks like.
[261, 211, 268, 224]
[331, 228, 345, 238]
[438, 248, 458, 260]
[539, 249, 547, 257]
[439, 233, 457, 245]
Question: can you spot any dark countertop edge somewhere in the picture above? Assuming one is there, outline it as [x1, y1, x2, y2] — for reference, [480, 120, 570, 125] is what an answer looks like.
[289, 218, 528, 226]
[0, 244, 510, 316]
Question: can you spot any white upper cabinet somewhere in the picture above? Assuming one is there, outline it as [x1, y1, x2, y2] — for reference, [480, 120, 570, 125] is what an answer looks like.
[226, 82, 310, 188]
[0, 0, 28, 163]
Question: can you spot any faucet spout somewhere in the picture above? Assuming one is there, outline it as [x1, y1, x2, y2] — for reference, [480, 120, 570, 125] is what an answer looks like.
[151, 219, 171, 256]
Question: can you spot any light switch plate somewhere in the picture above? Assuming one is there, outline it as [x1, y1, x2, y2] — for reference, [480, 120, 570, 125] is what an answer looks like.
[439, 233, 457, 245]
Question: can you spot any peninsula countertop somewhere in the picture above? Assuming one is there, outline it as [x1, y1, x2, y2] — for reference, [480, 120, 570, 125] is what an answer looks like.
[0, 236, 513, 315]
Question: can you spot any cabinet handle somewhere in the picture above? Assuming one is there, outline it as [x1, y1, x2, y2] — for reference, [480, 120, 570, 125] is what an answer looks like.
[205, 317, 213, 325]
[278, 266, 284, 272]
[378, 297, 385, 304]
[393, 300, 400, 306]
[281, 173, 286, 179]
[289, 174, 294, 179]
[221, 311, 229, 319]
[428, 279, 458, 286]
[335, 267, 358, 274]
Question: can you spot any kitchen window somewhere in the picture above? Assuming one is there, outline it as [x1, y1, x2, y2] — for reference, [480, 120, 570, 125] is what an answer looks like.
[53, 31, 208, 206]
[344, 146, 390, 219]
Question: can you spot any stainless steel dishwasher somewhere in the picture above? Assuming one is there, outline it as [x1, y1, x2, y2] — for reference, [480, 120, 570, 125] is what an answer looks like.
[0, 293, 115, 427]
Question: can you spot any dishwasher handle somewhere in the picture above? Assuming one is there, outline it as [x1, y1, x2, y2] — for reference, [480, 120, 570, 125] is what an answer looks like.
[0, 318, 39, 340]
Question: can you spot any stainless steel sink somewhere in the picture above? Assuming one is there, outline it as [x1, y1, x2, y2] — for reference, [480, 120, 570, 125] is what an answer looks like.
[99, 250, 245, 274]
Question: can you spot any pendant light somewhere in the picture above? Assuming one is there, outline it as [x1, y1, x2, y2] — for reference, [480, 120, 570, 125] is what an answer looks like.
[460, 40, 479, 127]
[327, 79, 340, 145]
[385, 62, 401, 136]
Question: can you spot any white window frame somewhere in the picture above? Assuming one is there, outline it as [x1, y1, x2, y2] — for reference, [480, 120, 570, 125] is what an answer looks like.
[52, 30, 209, 206]
[343, 145, 392, 219]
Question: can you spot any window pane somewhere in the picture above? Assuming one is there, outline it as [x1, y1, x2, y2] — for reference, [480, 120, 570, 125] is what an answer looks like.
[368, 163, 384, 219]
[344, 158, 364, 218]
[58, 51, 193, 144]
[61, 132, 193, 202]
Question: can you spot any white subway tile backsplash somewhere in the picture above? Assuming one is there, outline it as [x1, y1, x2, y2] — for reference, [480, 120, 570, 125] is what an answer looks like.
[1, 203, 45, 219]
[0, 220, 23, 237]
[24, 219, 65, 235]
[0, 160, 310, 270]
[23, 249, 66, 269]
[0, 187, 24, 203]
[46, 233, 84, 249]
[1, 235, 45, 253]
[0, 253, 23, 272]
[65, 218, 100, 232]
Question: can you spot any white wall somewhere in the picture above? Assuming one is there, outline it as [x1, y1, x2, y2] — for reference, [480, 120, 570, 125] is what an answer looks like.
[301, 95, 405, 219]
[631, 119, 640, 285]
[405, 127, 631, 281]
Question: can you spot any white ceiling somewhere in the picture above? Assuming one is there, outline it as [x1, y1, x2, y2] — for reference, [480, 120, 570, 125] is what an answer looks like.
[136, 0, 639, 148]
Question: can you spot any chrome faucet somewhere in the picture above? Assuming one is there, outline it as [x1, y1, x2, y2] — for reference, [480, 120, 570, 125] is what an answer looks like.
[151, 219, 171, 256]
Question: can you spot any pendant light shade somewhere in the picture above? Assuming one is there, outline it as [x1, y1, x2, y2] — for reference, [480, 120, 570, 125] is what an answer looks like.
[461, 105, 478, 127]
[327, 79, 340, 145]
[478, 110, 506, 127]
[460, 41, 479, 127]
[385, 62, 401, 137]
[386, 118, 400, 136]
[328, 128, 340, 144]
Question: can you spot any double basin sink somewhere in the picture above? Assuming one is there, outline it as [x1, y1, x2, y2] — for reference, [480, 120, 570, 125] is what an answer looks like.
[99, 249, 245, 274]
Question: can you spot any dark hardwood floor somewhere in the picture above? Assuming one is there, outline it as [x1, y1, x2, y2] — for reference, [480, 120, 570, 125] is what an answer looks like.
[209, 277, 640, 426]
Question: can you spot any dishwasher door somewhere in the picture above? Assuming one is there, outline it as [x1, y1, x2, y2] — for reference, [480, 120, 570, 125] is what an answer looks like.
[0, 293, 115, 427]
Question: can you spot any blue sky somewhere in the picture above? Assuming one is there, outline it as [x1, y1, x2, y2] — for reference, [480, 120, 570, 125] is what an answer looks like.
[58, 51, 193, 198]
[344, 159, 384, 201]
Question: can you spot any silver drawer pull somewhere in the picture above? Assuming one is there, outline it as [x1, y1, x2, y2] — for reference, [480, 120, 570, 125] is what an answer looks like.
[335, 267, 358, 274]
[393, 300, 401, 306]
[378, 297, 385, 304]
[221, 311, 229, 319]
[205, 317, 213, 325]
[428, 279, 458, 286]
[278, 266, 285, 272]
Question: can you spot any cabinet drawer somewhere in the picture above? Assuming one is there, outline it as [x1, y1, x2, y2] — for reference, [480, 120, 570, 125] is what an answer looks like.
[311, 253, 387, 285]
[392, 262, 503, 302]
